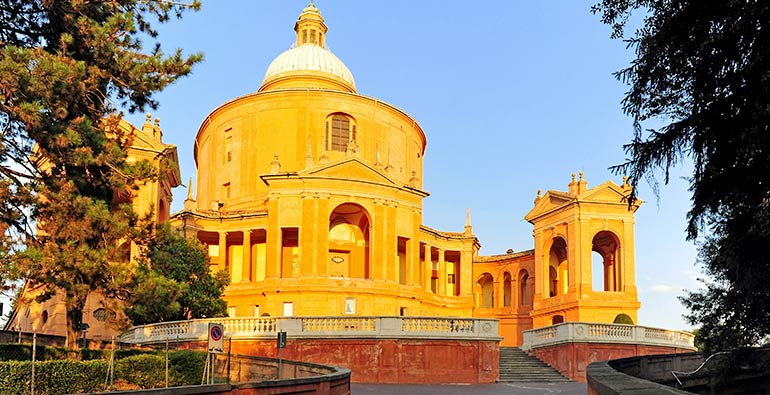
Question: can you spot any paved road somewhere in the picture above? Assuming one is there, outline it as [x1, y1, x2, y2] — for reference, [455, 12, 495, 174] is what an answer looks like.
[352, 382, 587, 395]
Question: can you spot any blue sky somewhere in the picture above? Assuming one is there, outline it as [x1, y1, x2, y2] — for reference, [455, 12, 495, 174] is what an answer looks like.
[123, 1, 701, 331]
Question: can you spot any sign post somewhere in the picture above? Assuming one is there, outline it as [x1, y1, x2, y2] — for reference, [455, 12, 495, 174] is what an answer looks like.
[277, 331, 287, 379]
[207, 323, 224, 384]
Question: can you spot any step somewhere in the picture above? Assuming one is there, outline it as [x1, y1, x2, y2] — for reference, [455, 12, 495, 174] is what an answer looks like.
[498, 347, 571, 383]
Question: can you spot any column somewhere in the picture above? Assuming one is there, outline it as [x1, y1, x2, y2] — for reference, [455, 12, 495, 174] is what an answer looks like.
[266, 196, 281, 277]
[437, 249, 446, 296]
[372, 200, 386, 280]
[218, 231, 227, 272]
[385, 202, 397, 281]
[460, 247, 473, 296]
[300, 195, 315, 276]
[316, 194, 330, 276]
[423, 244, 432, 291]
[242, 230, 251, 282]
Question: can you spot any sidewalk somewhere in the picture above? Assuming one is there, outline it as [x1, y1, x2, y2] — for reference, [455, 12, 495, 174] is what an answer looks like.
[351, 382, 587, 395]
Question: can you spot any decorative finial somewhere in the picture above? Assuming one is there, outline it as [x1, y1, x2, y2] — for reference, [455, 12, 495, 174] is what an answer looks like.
[464, 208, 473, 236]
[571, 173, 576, 182]
[622, 176, 630, 188]
[270, 153, 281, 173]
[183, 176, 196, 210]
[535, 189, 542, 204]
[579, 171, 584, 181]
[187, 177, 193, 200]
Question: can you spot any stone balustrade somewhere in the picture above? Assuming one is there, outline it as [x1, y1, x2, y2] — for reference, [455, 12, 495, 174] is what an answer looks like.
[120, 316, 501, 345]
[521, 322, 695, 351]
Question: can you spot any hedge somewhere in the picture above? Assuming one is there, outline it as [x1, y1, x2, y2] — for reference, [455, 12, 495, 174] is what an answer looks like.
[0, 350, 206, 394]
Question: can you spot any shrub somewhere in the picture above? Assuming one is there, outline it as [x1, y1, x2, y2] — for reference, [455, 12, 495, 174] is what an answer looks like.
[613, 313, 634, 325]
[114, 354, 166, 389]
[169, 350, 206, 386]
[0, 360, 106, 395]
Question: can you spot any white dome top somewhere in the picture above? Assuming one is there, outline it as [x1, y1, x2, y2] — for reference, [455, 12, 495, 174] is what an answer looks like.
[261, 44, 356, 91]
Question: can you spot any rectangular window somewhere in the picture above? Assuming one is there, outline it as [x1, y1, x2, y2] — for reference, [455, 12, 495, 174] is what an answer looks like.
[345, 298, 356, 315]
[281, 228, 299, 278]
[331, 115, 350, 151]
[303, 30, 308, 44]
[447, 274, 456, 284]
[228, 306, 236, 317]
[223, 182, 231, 199]
[254, 305, 260, 317]
[283, 302, 294, 317]
[224, 128, 233, 163]
[398, 237, 408, 285]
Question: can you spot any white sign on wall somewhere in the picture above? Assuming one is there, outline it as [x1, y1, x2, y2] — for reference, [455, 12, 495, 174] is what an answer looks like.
[208, 323, 224, 354]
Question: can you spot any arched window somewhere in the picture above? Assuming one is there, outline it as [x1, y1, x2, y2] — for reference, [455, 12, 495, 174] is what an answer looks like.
[519, 270, 530, 306]
[548, 237, 568, 297]
[592, 231, 621, 291]
[478, 273, 494, 308]
[503, 272, 512, 307]
[326, 114, 357, 152]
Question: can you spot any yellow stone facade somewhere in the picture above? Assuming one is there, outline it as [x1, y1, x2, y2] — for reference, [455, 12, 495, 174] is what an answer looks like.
[7, 4, 641, 347]
[175, 4, 642, 346]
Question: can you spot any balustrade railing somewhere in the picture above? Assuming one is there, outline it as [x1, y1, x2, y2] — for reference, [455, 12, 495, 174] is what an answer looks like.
[521, 322, 696, 351]
[120, 316, 500, 345]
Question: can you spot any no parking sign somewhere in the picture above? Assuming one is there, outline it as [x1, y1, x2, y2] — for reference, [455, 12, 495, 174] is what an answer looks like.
[208, 323, 224, 354]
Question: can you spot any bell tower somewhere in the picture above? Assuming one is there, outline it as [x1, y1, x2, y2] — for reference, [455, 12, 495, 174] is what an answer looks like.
[524, 173, 641, 328]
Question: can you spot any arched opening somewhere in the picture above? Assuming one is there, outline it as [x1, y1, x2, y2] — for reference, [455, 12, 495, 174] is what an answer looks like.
[503, 272, 512, 307]
[477, 273, 494, 308]
[592, 231, 621, 291]
[552, 315, 564, 325]
[592, 251, 604, 291]
[613, 313, 634, 325]
[548, 237, 568, 297]
[329, 203, 370, 278]
[519, 270, 530, 306]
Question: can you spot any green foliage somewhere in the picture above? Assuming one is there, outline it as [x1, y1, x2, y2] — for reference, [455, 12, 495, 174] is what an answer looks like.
[126, 223, 229, 325]
[168, 350, 206, 385]
[0, 349, 206, 393]
[0, 360, 107, 395]
[593, 1, 770, 354]
[613, 314, 634, 325]
[114, 354, 166, 389]
[0, 0, 202, 348]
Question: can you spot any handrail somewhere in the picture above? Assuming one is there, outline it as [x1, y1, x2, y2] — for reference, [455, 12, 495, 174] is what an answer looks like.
[670, 351, 728, 387]
[522, 322, 696, 351]
[120, 316, 501, 345]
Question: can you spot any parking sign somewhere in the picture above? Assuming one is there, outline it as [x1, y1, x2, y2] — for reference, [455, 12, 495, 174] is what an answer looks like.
[208, 323, 224, 354]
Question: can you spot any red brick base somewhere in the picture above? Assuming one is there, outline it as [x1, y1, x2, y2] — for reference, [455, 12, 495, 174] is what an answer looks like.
[531, 343, 694, 382]
[178, 338, 499, 384]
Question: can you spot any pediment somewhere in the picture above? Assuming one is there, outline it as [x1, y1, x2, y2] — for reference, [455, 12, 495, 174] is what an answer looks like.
[524, 190, 575, 222]
[578, 181, 630, 204]
[300, 157, 399, 186]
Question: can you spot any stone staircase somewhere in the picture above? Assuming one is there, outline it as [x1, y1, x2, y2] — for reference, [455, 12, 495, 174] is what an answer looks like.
[498, 347, 572, 382]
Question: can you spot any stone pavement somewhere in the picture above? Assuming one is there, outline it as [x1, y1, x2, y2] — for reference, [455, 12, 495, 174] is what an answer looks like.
[351, 382, 587, 395]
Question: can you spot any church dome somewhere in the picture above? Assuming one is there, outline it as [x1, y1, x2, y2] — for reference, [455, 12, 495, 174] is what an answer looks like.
[261, 44, 356, 92]
[259, 2, 356, 93]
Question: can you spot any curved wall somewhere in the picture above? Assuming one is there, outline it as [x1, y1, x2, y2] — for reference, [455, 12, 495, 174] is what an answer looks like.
[194, 89, 426, 211]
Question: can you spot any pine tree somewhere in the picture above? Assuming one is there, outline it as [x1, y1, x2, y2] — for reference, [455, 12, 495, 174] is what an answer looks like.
[593, 1, 770, 353]
[0, 0, 201, 348]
